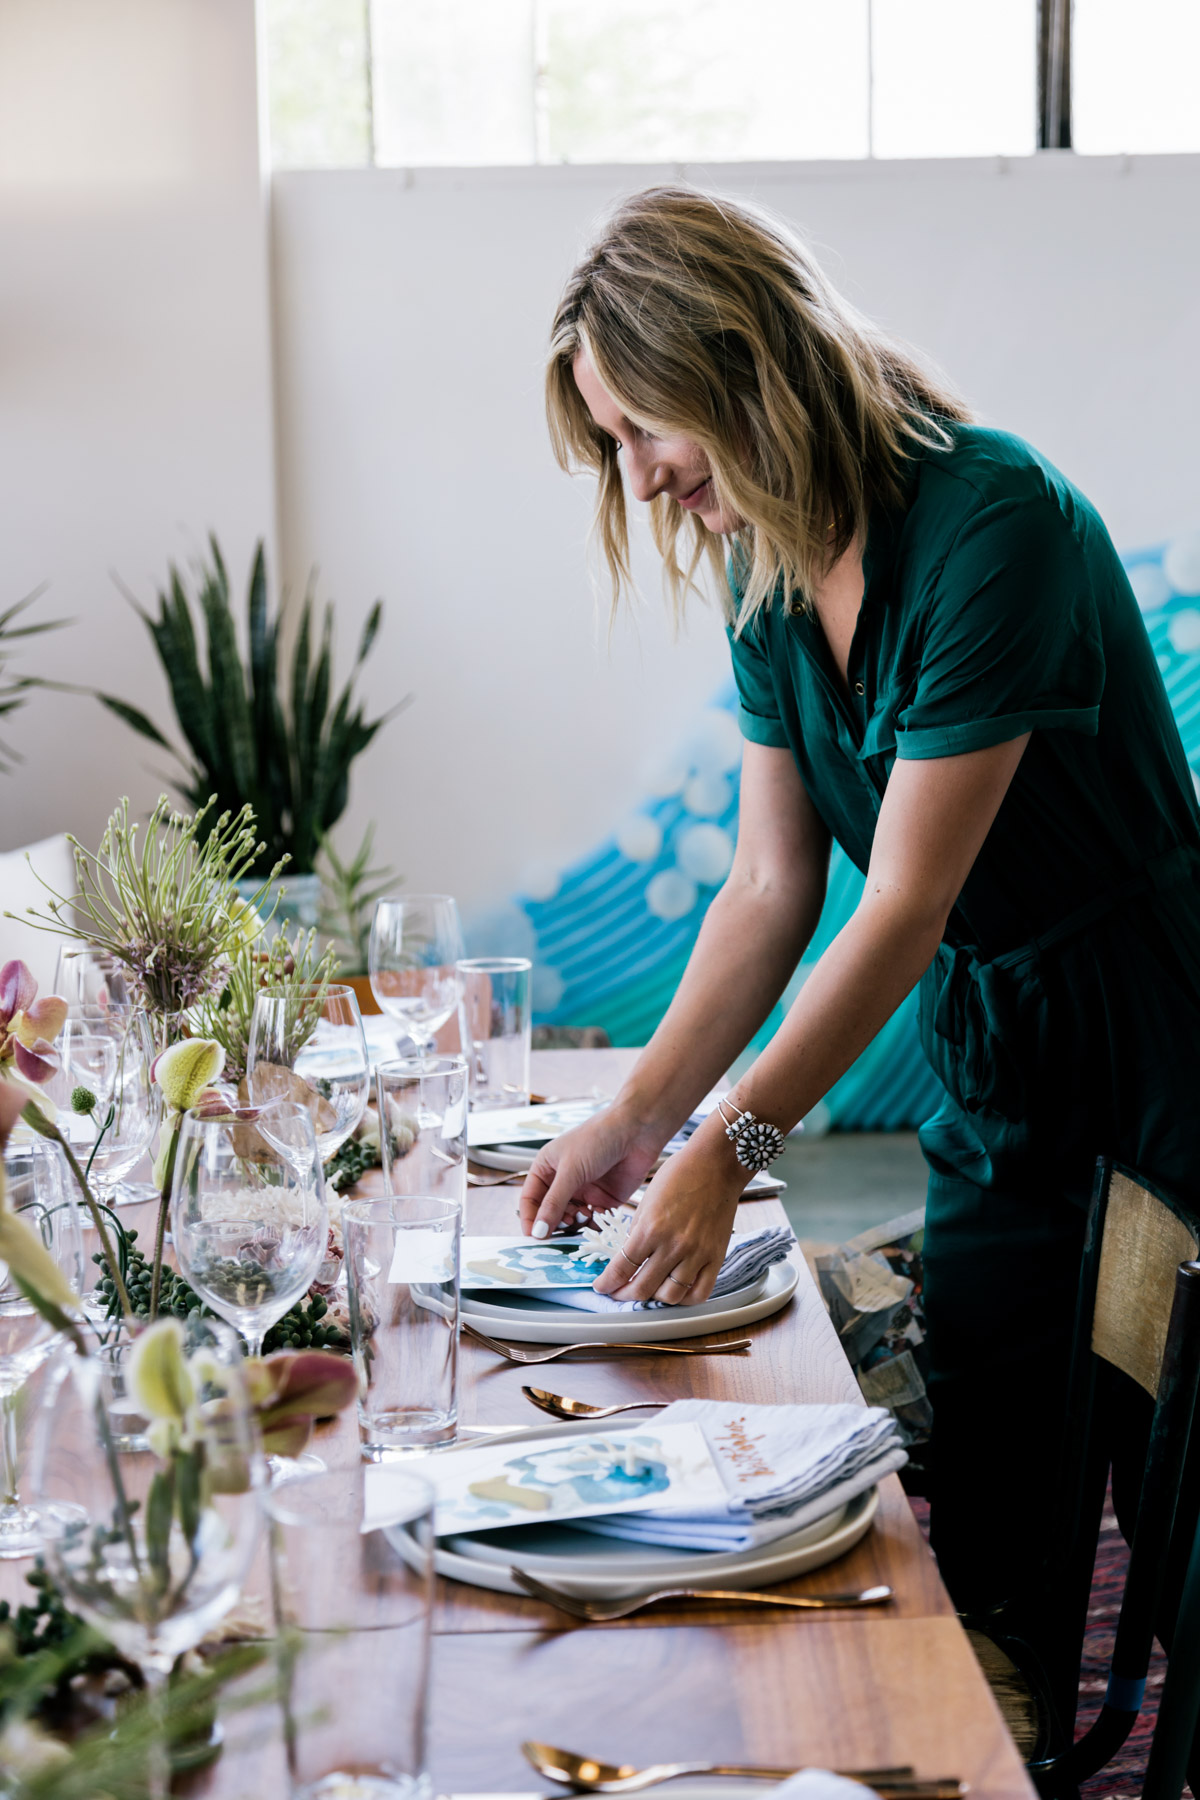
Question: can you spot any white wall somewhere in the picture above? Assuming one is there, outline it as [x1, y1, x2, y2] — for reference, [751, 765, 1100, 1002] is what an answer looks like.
[271, 152, 1200, 914]
[0, 0, 274, 855]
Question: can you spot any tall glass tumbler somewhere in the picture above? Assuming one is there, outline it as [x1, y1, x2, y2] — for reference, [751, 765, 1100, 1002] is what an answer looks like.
[267, 1467, 434, 1798]
[376, 1055, 467, 1205]
[456, 956, 532, 1111]
[343, 1197, 460, 1456]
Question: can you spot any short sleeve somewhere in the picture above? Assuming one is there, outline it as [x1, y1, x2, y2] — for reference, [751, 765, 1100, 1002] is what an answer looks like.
[727, 614, 790, 749]
[894, 496, 1106, 761]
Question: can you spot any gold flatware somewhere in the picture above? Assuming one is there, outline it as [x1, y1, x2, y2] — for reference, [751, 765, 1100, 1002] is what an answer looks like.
[466, 1170, 525, 1187]
[521, 1740, 964, 1796]
[460, 1323, 752, 1363]
[522, 1385, 667, 1421]
[510, 1569, 893, 1621]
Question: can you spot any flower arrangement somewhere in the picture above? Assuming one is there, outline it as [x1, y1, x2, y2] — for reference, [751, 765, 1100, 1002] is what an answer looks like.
[10, 795, 282, 1037]
[195, 921, 337, 1086]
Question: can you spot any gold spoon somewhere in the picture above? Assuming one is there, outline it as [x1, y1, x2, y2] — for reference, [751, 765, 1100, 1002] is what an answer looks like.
[521, 1741, 965, 1796]
[522, 1385, 666, 1421]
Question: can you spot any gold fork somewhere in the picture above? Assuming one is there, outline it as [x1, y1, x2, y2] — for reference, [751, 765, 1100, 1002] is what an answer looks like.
[509, 1567, 893, 1621]
[460, 1322, 752, 1363]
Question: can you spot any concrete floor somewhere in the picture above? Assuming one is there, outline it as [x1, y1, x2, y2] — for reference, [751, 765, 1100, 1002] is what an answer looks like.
[776, 1130, 929, 1249]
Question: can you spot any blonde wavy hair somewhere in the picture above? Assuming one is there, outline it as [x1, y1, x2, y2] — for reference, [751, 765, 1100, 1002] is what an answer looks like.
[546, 185, 972, 632]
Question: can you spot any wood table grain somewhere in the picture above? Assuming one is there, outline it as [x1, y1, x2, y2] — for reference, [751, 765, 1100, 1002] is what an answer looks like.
[4, 1048, 1034, 1795]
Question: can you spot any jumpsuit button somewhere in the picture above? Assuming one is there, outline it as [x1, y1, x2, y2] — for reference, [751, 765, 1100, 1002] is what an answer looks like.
[854, 681, 865, 696]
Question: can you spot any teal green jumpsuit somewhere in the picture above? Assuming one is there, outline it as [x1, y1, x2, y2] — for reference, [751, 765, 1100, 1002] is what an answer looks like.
[728, 424, 1200, 1613]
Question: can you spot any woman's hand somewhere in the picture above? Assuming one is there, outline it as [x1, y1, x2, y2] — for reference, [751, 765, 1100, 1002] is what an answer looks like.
[518, 1105, 665, 1239]
[591, 1132, 746, 1305]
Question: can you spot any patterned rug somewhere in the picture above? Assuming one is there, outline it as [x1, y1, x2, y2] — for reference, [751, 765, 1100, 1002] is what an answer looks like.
[909, 1487, 1182, 1799]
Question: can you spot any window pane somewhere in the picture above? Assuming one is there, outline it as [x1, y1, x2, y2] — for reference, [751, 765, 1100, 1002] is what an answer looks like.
[372, 0, 535, 166]
[871, 0, 1036, 159]
[545, 0, 868, 164]
[1074, 0, 1200, 154]
[265, 0, 372, 169]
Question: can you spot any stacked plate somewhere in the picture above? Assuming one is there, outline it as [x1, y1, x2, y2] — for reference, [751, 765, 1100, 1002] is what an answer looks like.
[459, 1258, 799, 1345]
[386, 1418, 878, 1600]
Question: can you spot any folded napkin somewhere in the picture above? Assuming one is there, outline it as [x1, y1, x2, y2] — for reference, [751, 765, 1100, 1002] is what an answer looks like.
[528, 1225, 796, 1313]
[570, 1398, 906, 1551]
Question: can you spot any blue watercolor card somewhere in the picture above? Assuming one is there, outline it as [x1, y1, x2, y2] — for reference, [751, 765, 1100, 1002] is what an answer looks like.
[364, 1421, 727, 1537]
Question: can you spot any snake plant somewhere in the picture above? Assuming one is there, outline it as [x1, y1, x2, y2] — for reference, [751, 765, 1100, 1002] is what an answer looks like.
[97, 537, 405, 875]
[0, 589, 70, 773]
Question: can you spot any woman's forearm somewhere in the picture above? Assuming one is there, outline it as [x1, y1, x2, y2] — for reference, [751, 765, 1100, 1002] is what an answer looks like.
[682, 886, 944, 1172]
[613, 863, 826, 1142]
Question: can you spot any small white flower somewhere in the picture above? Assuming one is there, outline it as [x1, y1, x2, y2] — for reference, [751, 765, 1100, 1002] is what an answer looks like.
[570, 1210, 632, 1267]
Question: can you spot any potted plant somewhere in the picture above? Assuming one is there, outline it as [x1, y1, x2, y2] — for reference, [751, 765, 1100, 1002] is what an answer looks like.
[316, 824, 399, 1015]
[96, 537, 407, 926]
[0, 587, 69, 772]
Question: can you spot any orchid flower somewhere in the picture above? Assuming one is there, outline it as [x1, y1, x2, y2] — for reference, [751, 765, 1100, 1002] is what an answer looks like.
[130, 1320, 356, 1468]
[0, 958, 134, 1322]
[0, 958, 66, 1088]
[242, 1349, 358, 1459]
[0, 1067, 80, 1324]
[147, 1037, 230, 1319]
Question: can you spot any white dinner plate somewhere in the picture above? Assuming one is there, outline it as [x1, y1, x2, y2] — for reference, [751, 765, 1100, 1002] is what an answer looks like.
[459, 1257, 798, 1343]
[433, 1491, 876, 1599]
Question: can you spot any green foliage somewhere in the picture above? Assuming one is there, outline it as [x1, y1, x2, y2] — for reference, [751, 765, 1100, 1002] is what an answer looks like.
[0, 1561, 270, 1797]
[324, 1127, 381, 1193]
[0, 588, 70, 773]
[196, 922, 338, 1084]
[317, 823, 399, 976]
[91, 1232, 350, 1355]
[97, 536, 406, 876]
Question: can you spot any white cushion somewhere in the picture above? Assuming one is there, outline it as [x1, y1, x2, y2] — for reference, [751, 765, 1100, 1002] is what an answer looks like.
[0, 833, 77, 997]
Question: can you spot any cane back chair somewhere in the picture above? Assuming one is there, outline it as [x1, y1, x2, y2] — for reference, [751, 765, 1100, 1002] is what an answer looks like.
[969, 1159, 1200, 1798]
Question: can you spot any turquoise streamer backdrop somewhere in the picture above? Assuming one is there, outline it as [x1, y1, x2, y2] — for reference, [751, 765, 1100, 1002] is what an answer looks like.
[479, 538, 1200, 1129]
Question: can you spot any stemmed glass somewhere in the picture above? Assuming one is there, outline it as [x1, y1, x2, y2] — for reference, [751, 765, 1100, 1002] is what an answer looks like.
[247, 984, 369, 1160]
[53, 1008, 162, 1206]
[53, 945, 135, 1014]
[169, 1098, 329, 1360]
[34, 1316, 264, 1798]
[369, 894, 465, 1053]
[0, 1140, 84, 1557]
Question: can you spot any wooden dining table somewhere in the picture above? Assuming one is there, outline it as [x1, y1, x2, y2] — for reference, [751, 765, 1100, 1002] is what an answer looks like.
[5, 1048, 1036, 1796]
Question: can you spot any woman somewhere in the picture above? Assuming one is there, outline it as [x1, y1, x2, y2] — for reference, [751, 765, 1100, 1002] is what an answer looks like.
[519, 186, 1200, 1627]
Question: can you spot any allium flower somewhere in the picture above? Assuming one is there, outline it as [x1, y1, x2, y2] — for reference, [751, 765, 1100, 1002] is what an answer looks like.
[0, 959, 66, 1086]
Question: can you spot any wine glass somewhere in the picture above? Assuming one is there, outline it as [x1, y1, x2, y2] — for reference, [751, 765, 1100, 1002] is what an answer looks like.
[34, 1316, 264, 1797]
[169, 1098, 328, 1359]
[0, 1140, 84, 1557]
[53, 1008, 162, 1205]
[53, 945, 135, 1013]
[369, 894, 465, 1052]
[247, 984, 369, 1160]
